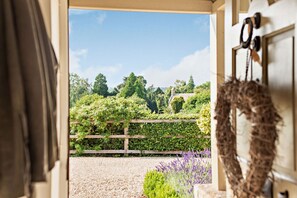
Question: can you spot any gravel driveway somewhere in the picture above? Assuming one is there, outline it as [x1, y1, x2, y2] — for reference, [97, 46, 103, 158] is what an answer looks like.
[69, 157, 175, 198]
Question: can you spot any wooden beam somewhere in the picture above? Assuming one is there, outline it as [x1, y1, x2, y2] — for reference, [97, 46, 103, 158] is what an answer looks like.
[124, 127, 129, 156]
[69, 0, 212, 14]
[212, 0, 225, 13]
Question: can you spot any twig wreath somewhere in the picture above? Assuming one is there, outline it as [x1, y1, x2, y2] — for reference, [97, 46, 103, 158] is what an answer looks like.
[215, 78, 281, 197]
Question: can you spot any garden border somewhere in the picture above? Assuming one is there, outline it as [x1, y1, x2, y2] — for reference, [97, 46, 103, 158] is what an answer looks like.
[70, 119, 210, 155]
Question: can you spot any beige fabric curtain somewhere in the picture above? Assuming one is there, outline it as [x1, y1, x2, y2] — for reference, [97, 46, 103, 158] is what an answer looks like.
[0, 0, 58, 197]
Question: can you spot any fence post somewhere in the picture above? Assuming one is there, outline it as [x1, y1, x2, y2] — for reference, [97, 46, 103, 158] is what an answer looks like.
[124, 127, 129, 156]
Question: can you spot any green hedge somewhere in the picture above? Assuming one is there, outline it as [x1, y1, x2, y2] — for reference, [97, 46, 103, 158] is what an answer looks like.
[70, 95, 210, 154]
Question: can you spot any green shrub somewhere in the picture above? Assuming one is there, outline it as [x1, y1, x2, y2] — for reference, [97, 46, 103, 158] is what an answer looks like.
[143, 171, 180, 198]
[197, 103, 211, 135]
[70, 94, 211, 153]
[170, 96, 185, 114]
[183, 89, 210, 113]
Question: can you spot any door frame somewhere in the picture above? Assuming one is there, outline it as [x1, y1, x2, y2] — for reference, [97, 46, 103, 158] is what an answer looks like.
[54, 0, 227, 197]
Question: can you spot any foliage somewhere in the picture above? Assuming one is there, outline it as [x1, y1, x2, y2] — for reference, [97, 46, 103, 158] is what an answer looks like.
[70, 95, 150, 135]
[143, 171, 180, 198]
[194, 81, 210, 93]
[128, 121, 210, 151]
[70, 95, 210, 153]
[170, 96, 185, 114]
[183, 83, 210, 113]
[146, 86, 167, 113]
[197, 103, 211, 135]
[92, 73, 108, 97]
[186, 76, 195, 93]
[118, 72, 147, 99]
[155, 150, 212, 197]
[74, 94, 103, 107]
[70, 73, 91, 107]
[174, 80, 187, 93]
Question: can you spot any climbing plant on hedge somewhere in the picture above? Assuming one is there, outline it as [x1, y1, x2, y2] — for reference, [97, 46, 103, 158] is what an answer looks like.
[197, 103, 211, 135]
[70, 94, 211, 153]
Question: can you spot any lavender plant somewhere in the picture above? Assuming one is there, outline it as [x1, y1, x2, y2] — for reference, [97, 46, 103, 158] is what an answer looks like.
[155, 150, 211, 197]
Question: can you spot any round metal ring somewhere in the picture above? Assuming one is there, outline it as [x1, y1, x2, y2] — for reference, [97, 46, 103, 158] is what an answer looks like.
[240, 17, 253, 49]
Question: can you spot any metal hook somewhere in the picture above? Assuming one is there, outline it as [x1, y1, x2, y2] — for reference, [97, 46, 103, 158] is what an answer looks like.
[240, 13, 262, 50]
[240, 17, 253, 49]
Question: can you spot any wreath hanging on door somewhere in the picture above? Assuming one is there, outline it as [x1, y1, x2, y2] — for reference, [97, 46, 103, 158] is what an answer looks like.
[215, 78, 281, 197]
[214, 14, 281, 197]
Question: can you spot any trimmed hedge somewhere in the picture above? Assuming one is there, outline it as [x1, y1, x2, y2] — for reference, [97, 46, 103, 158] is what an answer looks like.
[70, 95, 210, 154]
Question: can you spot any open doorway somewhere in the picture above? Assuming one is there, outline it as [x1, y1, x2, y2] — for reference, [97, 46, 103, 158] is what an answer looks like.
[68, 9, 211, 198]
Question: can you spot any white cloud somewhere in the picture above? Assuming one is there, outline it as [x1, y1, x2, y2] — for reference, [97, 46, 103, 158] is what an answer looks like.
[97, 13, 107, 25]
[70, 48, 122, 84]
[70, 49, 88, 73]
[140, 47, 210, 87]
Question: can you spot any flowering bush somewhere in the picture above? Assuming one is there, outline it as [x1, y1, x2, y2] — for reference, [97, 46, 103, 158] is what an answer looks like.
[144, 150, 211, 198]
[196, 103, 211, 135]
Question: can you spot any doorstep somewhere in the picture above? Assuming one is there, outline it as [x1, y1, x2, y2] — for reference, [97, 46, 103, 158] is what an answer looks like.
[194, 184, 226, 198]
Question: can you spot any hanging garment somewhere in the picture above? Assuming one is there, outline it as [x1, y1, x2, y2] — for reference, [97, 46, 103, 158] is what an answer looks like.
[12, 0, 59, 182]
[0, 0, 59, 197]
[0, 0, 31, 197]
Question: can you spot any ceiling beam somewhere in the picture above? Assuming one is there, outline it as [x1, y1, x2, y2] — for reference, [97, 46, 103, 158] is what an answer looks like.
[212, 0, 225, 12]
[69, 0, 213, 14]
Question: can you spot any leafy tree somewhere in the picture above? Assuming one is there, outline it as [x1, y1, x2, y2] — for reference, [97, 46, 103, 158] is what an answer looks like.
[134, 78, 147, 99]
[170, 96, 185, 114]
[146, 85, 158, 113]
[93, 73, 109, 97]
[183, 82, 211, 113]
[194, 81, 210, 93]
[186, 76, 195, 93]
[154, 87, 164, 95]
[174, 80, 187, 93]
[164, 86, 173, 105]
[70, 73, 91, 107]
[108, 88, 119, 96]
[118, 72, 147, 100]
[154, 88, 166, 113]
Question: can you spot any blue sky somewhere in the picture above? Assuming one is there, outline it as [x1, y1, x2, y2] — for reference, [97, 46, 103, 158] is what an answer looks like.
[69, 9, 210, 88]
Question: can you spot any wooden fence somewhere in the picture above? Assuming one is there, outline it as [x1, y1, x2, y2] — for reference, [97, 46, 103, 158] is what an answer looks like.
[70, 119, 210, 155]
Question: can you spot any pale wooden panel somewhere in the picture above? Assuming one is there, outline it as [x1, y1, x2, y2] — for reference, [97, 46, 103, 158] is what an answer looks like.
[69, 0, 212, 14]
[266, 29, 295, 171]
[233, 48, 263, 159]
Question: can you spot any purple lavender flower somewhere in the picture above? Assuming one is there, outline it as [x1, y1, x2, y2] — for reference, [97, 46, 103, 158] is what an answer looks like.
[155, 149, 212, 197]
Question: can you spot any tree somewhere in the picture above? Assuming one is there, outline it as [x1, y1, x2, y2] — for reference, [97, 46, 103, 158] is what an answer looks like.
[118, 72, 147, 100]
[170, 96, 185, 114]
[93, 73, 108, 97]
[186, 76, 195, 93]
[174, 80, 187, 93]
[194, 81, 210, 93]
[70, 73, 91, 107]
[183, 82, 211, 113]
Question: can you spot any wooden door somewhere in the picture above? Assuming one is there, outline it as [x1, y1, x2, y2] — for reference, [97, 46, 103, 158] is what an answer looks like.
[225, 0, 297, 197]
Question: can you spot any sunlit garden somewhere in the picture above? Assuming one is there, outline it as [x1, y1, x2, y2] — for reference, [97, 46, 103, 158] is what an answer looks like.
[69, 72, 211, 197]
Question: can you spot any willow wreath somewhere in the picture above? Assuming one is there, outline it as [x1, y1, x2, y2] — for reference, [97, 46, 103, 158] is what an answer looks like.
[215, 79, 281, 197]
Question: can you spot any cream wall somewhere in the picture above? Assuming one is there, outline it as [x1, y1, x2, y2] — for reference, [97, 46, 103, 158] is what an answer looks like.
[210, 6, 226, 191]
[32, 0, 69, 198]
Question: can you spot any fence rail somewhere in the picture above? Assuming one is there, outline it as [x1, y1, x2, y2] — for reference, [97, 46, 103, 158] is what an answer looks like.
[70, 119, 210, 155]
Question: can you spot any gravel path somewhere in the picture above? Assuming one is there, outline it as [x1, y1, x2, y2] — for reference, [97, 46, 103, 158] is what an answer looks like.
[69, 157, 175, 198]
